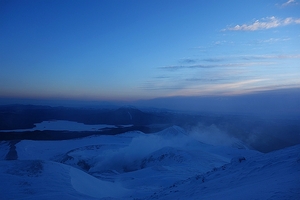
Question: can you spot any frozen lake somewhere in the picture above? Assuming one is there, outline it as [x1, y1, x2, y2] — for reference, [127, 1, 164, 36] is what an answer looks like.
[0, 120, 131, 132]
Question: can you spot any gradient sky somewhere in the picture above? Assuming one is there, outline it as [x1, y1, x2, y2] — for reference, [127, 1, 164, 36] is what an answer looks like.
[1, 0, 300, 102]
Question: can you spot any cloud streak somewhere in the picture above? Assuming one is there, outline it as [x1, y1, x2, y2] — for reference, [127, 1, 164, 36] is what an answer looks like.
[282, 0, 298, 6]
[141, 68, 300, 97]
[160, 62, 274, 71]
[164, 79, 271, 97]
[178, 58, 198, 64]
[185, 77, 229, 82]
[225, 16, 300, 31]
[241, 54, 300, 60]
[197, 54, 300, 63]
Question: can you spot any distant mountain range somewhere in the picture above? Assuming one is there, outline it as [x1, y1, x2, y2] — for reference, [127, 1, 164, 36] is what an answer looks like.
[0, 104, 300, 153]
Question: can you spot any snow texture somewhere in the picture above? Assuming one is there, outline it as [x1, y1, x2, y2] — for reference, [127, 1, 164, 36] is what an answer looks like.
[1, 125, 299, 199]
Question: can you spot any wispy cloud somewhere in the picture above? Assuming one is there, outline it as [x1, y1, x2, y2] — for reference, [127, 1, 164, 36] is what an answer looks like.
[160, 64, 216, 71]
[165, 79, 270, 97]
[225, 16, 300, 31]
[241, 54, 300, 60]
[142, 66, 300, 96]
[202, 58, 226, 62]
[160, 62, 274, 71]
[201, 53, 299, 62]
[154, 75, 172, 79]
[178, 58, 198, 64]
[257, 37, 291, 44]
[185, 77, 229, 82]
[282, 0, 298, 6]
[141, 80, 186, 91]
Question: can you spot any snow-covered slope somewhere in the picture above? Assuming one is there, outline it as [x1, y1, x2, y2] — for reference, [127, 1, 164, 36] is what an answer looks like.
[147, 144, 300, 200]
[0, 141, 9, 160]
[0, 160, 128, 199]
[0, 126, 299, 199]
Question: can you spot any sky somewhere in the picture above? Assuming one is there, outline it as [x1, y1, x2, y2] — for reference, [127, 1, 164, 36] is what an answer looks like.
[1, 0, 300, 103]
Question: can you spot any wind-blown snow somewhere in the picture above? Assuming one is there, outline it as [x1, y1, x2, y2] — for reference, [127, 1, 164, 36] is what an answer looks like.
[189, 124, 244, 147]
[1, 126, 299, 199]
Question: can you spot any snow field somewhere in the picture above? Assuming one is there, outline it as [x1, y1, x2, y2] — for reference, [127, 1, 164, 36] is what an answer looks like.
[1, 125, 299, 199]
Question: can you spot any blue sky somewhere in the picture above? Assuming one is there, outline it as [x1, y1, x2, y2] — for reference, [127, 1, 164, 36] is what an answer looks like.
[1, 0, 300, 102]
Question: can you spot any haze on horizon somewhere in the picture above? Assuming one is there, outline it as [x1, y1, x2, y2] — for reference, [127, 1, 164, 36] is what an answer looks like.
[1, 0, 300, 109]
